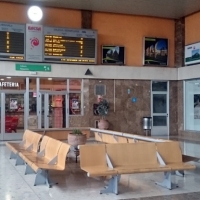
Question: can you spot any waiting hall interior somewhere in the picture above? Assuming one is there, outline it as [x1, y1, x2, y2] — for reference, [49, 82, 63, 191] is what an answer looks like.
[1, 0, 200, 199]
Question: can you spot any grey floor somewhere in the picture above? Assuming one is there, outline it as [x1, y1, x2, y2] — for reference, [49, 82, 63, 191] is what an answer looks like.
[1, 142, 200, 200]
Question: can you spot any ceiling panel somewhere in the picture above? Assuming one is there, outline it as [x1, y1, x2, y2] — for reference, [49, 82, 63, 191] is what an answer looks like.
[1, 0, 200, 19]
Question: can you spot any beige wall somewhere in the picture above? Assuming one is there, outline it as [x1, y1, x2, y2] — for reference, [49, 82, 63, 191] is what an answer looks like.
[185, 11, 200, 45]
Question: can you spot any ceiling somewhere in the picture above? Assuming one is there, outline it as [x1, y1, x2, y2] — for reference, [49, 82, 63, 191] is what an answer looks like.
[2, 0, 200, 19]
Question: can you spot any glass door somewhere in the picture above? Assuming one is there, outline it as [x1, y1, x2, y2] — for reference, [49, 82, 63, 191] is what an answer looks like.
[151, 81, 169, 137]
[0, 93, 2, 140]
[39, 92, 68, 129]
[2, 92, 25, 140]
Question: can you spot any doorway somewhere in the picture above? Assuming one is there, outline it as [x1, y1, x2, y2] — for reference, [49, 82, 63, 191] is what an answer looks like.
[38, 92, 69, 129]
[0, 91, 26, 140]
[151, 81, 169, 137]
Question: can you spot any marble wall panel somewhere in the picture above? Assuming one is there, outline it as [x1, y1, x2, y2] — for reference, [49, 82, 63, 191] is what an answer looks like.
[169, 81, 178, 135]
[70, 79, 179, 136]
[88, 79, 151, 134]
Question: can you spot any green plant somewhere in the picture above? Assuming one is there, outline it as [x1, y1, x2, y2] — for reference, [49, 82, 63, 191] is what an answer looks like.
[71, 129, 83, 135]
[97, 99, 109, 119]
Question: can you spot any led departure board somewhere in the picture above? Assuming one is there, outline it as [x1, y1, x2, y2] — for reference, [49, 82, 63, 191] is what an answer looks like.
[0, 22, 25, 61]
[44, 26, 97, 64]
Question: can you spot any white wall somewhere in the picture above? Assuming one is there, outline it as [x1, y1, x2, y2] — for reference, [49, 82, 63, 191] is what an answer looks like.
[0, 61, 178, 80]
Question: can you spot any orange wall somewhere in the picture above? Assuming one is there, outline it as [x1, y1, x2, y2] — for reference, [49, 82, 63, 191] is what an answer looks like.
[0, 2, 81, 28]
[93, 12, 175, 67]
[0, 3, 175, 67]
[185, 12, 200, 45]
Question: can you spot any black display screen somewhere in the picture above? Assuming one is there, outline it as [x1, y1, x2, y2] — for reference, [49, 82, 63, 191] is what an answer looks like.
[0, 31, 24, 60]
[44, 35, 96, 64]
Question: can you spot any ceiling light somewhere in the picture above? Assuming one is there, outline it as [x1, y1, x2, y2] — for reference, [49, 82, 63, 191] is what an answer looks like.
[6, 77, 11, 79]
[48, 78, 52, 80]
[27, 6, 43, 22]
[0, 78, 4, 81]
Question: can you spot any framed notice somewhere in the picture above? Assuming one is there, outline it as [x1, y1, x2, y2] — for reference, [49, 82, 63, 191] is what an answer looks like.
[143, 37, 168, 66]
[185, 42, 200, 66]
[10, 98, 18, 110]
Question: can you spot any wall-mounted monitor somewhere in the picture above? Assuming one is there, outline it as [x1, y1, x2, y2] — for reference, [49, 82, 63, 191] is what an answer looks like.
[102, 45, 125, 65]
[143, 37, 168, 66]
[44, 26, 97, 64]
[185, 42, 200, 66]
[0, 22, 25, 61]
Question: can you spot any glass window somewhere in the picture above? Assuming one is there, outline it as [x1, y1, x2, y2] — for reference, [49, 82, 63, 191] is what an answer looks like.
[153, 94, 167, 113]
[185, 79, 200, 131]
[152, 81, 167, 91]
[40, 78, 67, 91]
[29, 78, 36, 90]
[153, 116, 167, 126]
[69, 79, 81, 91]
[0, 77, 26, 90]
[5, 93, 24, 133]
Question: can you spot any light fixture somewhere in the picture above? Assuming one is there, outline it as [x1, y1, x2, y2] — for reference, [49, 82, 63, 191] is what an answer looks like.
[0, 78, 4, 81]
[27, 6, 43, 22]
[48, 78, 52, 80]
[6, 77, 11, 79]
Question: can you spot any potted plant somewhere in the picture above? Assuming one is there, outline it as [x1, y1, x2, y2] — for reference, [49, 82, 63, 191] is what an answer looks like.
[68, 129, 87, 147]
[97, 99, 110, 130]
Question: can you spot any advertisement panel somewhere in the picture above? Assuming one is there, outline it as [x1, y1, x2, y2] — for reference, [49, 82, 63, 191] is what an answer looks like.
[26, 24, 43, 62]
[102, 46, 125, 65]
[185, 42, 200, 65]
[143, 37, 168, 66]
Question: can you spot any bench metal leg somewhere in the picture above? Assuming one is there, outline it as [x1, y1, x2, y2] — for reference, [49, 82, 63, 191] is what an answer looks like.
[10, 151, 16, 159]
[155, 172, 178, 190]
[34, 170, 58, 188]
[25, 164, 35, 175]
[175, 170, 184, 177]
[100, 175, 120, 195]
[15, 155, 25, 166]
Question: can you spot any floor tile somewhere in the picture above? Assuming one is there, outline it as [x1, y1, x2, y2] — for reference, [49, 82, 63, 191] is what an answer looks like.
[1, 142, 200, 200]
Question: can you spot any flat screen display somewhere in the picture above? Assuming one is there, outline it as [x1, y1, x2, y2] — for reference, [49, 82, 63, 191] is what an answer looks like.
[143, 37, 168, 66]
[0, 22, 25, 61]
[102, 46, 125, 65]
[44, 26, 97, 64]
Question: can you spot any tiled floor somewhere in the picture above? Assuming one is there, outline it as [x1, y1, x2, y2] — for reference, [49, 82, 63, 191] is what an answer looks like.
[121, 192, 200, 200]
[1, 142, 200, 200]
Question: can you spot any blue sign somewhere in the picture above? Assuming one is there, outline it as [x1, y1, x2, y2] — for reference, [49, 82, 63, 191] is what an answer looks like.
[132, 97, 137, 103]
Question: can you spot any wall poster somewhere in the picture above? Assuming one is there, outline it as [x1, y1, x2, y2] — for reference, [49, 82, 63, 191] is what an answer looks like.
[185, 42, 200, 65]
[10, 98, 18, 110]
[143, 37, 168, 66]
